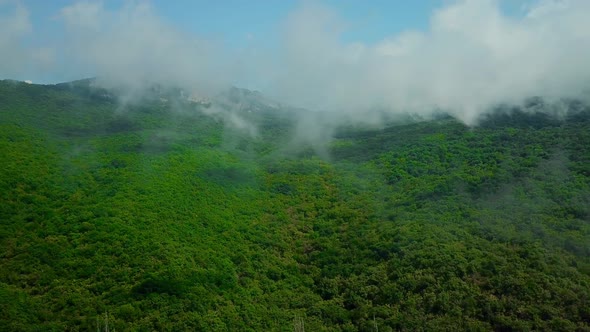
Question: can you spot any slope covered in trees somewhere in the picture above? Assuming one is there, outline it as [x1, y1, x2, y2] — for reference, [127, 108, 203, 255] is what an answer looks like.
[1, 80, 589, 331]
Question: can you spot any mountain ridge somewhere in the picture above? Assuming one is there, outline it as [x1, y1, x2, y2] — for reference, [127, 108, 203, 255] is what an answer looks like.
[0, 79, 589, 331]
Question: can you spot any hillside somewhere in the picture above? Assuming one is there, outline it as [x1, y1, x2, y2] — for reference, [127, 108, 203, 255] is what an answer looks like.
[1, 80, 589, 331]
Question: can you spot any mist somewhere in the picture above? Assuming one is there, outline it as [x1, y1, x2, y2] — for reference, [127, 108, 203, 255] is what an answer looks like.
[267, 0, 590, 124]
[2, 0, 590, 125]
[57, 1, 231, 98]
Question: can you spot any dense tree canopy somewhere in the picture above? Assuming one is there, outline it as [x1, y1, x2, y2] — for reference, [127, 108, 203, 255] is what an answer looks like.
[1, 80, 589, 331]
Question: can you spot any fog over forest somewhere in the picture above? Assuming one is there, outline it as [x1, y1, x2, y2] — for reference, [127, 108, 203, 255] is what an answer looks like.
[1, 1, 590, 331]
[2, 0, 590, 124]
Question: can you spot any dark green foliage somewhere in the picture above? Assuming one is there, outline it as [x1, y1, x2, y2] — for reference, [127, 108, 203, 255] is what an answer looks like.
[132, 276, 187, 297]
[1, 80, 589, 331]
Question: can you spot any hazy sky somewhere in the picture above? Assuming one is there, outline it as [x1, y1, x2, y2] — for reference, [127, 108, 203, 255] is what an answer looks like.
[1, 0, 589, 123]
[3, 0, 525, 84]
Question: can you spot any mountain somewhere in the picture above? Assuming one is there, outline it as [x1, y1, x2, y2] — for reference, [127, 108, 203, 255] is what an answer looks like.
[1, 79, 589, 331]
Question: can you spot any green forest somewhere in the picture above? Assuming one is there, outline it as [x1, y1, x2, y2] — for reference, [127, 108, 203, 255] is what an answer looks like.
[1, 79, 589, 331]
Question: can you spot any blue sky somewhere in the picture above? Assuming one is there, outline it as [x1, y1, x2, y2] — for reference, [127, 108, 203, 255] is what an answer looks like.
[5, 1, 445, 83]
[6, 0, 529, 84]
[22, 1, 441, 45]
[18, 0, 526, 55]
[14, 1, 438, 58]
[148, 1, 442, 46]
[2, 0, 589, 124]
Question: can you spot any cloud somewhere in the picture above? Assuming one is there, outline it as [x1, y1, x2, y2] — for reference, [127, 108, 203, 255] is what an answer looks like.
[58, 1, 232, 96]
[0, 1, 32, 77]
[0, 1, 55, 80]
[4, 0, 590, 126]
[263, 0, 590, 124]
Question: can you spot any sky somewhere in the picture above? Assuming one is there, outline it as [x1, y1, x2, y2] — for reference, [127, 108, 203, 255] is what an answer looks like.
[3, 0, 524, 84]
[20, 1, 446, 50]
[1, 0, 590, 124]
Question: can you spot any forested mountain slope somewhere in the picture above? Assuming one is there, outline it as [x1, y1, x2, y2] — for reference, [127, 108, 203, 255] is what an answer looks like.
[1, 80, 589, 331]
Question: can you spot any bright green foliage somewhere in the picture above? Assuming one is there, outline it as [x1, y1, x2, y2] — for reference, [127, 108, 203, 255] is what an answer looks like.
[1, 80, 589, 331]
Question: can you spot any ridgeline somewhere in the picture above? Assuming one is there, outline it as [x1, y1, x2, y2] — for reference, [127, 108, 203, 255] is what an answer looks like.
[1, 80, 589, 331]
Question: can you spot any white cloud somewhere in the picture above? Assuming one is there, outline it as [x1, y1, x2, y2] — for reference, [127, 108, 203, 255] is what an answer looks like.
[0, 1, 32, 77]
[4, 0, 590, 125]
[59, 1, 103, 29]
[263, 0, 590, 124]
[525, 0, 568, 18]
[58, 1, 231, 96]
[0, 1, 56, 80]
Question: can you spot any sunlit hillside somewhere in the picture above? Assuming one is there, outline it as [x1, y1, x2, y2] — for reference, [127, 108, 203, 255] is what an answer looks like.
[1, 80, 589, 331]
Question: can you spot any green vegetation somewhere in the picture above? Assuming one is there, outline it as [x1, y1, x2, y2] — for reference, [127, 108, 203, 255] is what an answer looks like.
[1, 80, 589, 331]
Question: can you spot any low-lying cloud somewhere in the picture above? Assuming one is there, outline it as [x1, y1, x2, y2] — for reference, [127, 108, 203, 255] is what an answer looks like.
[2, 0, 590, 124]
[57, 1, 230, 97]
[268, 0, 590, 124]
[0, 1, 34, 78]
